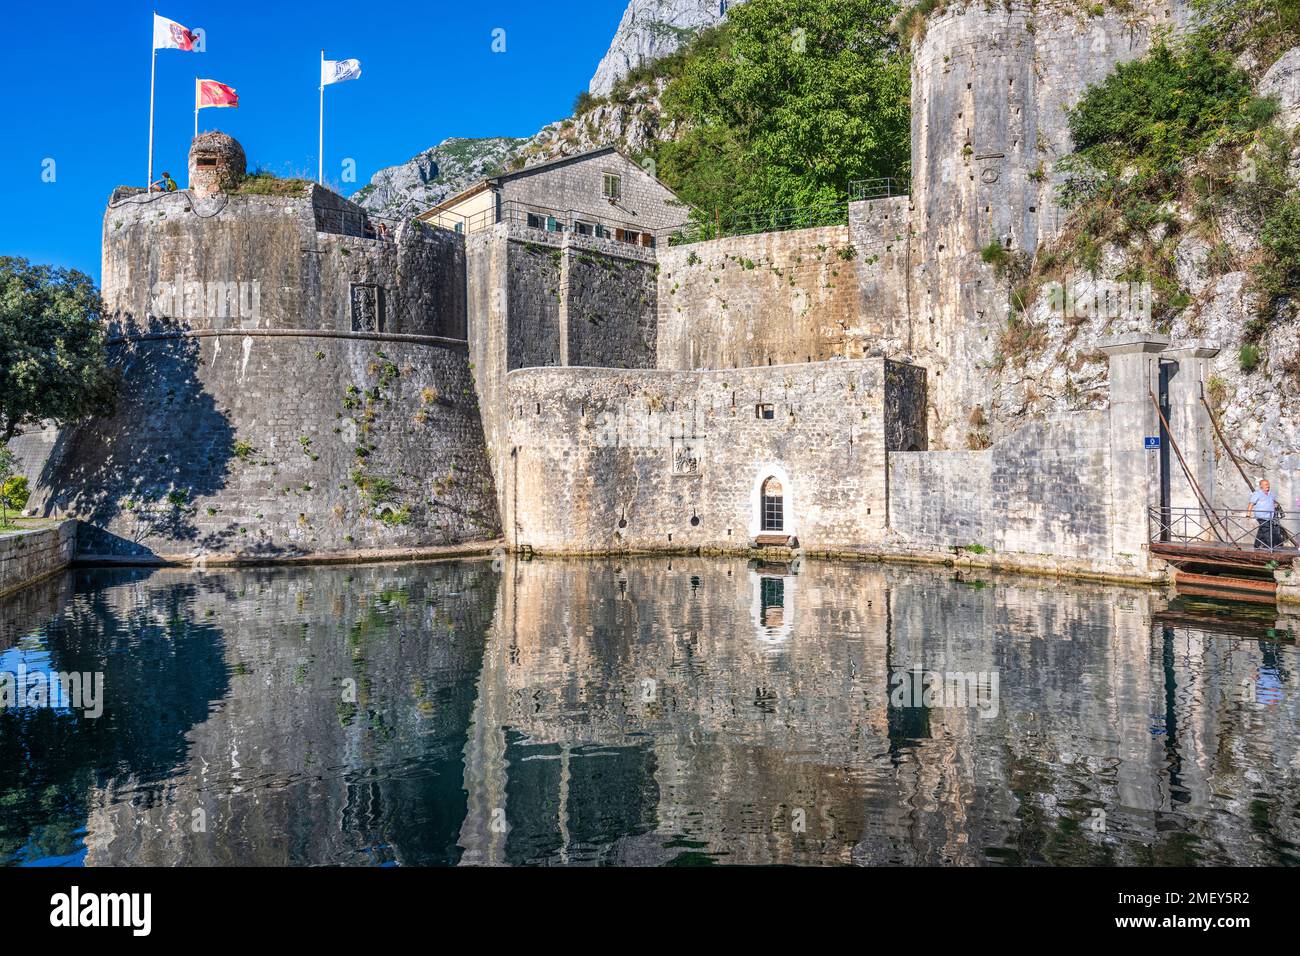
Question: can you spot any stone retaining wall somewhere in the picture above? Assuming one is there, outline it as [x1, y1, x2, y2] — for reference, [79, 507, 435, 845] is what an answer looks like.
[0, 522, 77, 599]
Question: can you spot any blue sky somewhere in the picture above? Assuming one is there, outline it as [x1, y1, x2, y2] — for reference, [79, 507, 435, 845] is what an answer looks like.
[1, 1, 629, 279]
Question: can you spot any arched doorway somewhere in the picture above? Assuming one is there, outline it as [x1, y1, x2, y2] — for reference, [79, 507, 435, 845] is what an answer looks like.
[761, 476, 784, 532]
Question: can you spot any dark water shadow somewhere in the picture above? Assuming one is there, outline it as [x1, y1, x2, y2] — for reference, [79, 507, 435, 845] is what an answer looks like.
[38, 333, 235, 557]
[0, 567, 230, 864]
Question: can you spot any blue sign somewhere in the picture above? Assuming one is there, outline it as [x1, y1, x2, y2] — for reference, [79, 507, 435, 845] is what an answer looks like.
[1145, 436, 1162, 450]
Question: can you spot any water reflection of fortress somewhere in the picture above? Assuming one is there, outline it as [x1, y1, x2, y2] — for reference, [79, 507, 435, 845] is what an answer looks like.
[3, 559, 1296, 866]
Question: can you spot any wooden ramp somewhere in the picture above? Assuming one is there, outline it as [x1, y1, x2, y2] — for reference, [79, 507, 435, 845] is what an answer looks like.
[1150, 534, 1296, 604]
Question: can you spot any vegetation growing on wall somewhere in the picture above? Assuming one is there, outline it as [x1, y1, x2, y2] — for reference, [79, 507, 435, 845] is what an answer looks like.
[1011, 15, 1300, 364]
[1190, 0, 1300, 66]
[235, 169, 314, 196]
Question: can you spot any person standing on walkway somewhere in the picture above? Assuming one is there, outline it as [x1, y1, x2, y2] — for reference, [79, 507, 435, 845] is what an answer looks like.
[1249, 478, 1279, 549]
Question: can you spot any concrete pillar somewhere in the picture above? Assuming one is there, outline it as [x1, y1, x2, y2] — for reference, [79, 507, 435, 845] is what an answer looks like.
[1099, 333, 1169, 570]
[1161, 344, 1221, 520]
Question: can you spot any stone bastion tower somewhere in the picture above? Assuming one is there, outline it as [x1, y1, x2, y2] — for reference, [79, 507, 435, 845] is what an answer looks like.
[20, 132, 500, 560]
[907, 0, 1186, 447]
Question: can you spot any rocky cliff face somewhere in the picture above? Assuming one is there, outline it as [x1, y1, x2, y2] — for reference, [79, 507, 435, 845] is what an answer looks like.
[588, 0, 739, 96]
[352, 137, 525, 219]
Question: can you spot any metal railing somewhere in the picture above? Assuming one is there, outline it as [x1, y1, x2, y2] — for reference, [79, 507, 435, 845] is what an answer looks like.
[665, 202, 850, 245]
[1149, 506, 1299, 554]
[849, 177, 907, 200]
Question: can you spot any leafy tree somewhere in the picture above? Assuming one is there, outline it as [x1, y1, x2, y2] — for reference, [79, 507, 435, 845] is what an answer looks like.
[1, 476, 29, 525]
[0, 445, 22, 526]
[654, 0, 910, 224]
[0, 257, 117, 443]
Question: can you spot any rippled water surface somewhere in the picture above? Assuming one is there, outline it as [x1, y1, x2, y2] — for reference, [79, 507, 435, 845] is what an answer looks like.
[1, 558, 1297, 866]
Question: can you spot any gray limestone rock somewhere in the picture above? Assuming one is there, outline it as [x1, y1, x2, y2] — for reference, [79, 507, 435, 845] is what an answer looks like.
[588, 0, 739, 96]
[352, 137, 525, 219]
[1260, 46, 1300, 132]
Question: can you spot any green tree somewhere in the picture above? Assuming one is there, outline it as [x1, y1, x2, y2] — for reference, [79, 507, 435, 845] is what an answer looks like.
[0, 256, 117, 443]
[654, 0, 910, 225]
[0, 445, 22, 527]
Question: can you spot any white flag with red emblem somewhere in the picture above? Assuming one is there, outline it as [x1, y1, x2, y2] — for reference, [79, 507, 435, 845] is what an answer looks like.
[153, 14, 200, 51]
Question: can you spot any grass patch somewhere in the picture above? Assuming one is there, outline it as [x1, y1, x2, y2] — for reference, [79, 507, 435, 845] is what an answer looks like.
[234, 170, 313, 196]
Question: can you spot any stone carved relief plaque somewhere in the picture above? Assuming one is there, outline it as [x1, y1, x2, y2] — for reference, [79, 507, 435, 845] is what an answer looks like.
[671, 438, 702, 477]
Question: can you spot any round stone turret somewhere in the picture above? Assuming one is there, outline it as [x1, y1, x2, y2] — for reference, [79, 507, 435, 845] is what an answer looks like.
[188, 131, 246, 198]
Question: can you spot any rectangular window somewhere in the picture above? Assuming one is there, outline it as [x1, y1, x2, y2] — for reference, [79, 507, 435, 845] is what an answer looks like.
[762, 494, 784, 532]
[454, 222, 464, 234]
[527, 212, 543, 229]
[594, 224, 607, 239]
[574, 221, 593, 236]
[756, 404, 775, 420]
[350, 284, 385, 333]
[603, 173, 621, 200]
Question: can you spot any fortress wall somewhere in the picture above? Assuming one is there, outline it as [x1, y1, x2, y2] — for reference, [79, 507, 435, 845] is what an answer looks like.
[500, 223, 659, 371]
[564, 246, 658, 369]
[908, 2, 1180, 447]
[19, 186, 498, 559]
[310, 224, 467, 338]
[887, 411, 1113, 562]
[467, 224, 662, 526]
[505, 236, 564, 370]
[28, 333, 500, 559]
[102, 191, 466, 338]
[502, 360, 909, 553]
[655, 220, 909, 370]
[849, 196, 913, 353]
[466, 227, 512, 524]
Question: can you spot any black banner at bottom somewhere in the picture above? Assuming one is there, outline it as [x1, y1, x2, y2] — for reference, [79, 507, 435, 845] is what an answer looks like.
[0, 865, 1279, 943]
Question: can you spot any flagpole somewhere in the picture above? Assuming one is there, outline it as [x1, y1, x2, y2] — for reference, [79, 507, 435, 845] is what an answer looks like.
[148, 23, 157, 189]
[318, 50, 324, 185]
[194, 79, 199, 140]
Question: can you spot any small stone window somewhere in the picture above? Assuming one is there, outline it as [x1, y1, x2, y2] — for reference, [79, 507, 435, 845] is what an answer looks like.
[603, 173, 622, 201]
[196, 157, 217, 167]
[761, 477, 784, 532]
[350, 284, 385, 333]
[756, 403, 775, 420]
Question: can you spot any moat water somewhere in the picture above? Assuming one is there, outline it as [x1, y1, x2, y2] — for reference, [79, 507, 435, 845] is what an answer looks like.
[1, 557, 1297, 866]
